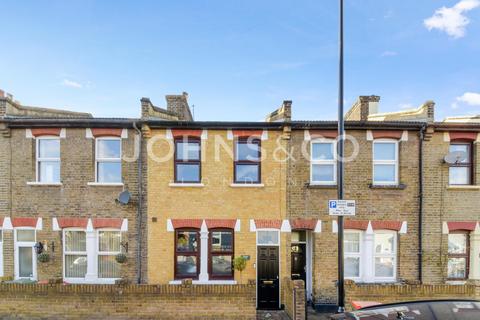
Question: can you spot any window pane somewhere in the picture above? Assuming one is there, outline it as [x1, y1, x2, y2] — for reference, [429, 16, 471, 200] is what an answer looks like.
[450, 144, 470, 163]
[235, 164, 259, 183]
[39, 161, 60, 183]
[97, 162, 122, 183]
[448, 257, 467, 279]
[344, 233, 360, 253]
[19, 247, 33, 278]
[17, 230, 35, 242]
[176, 255, 197, 276]
[98, 255, 120, 278]
[211, 231, 233, 252]
[176, 164, 200, 182]
[0, 230, 2, 241]
[375, 233, 395, 254]
[312, 143, 334, 160]
[374, 143, 396, 161]
[64, 231, 86, 252]
[448, 234, 467, 254]
[375, 257, 394, 277]
[236, 142, 259, 161]
[65, 255, 87, 278]
[212, 255, 232, 276]
[39, 139, 60, 158]
[97, 140, 121, 158]
[291, 231, 306, 243]
[176, 142, 200, 160]
[176, 231, 198, 252]
[99, 231, 121, 252]
[257, 231, 279, 245]
[374, 164, 396, 183]
[312, 164, 335, 182]
[345, 257, 360, 278]
[449, 167, 470, 185]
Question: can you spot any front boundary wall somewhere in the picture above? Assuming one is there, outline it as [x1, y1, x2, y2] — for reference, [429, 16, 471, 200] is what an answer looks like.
[346, 282, 480, 311]
[0, 283, 256, 319]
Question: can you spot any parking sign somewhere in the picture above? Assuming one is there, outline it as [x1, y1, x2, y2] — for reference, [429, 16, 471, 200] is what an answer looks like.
[328, 200, 356, 216]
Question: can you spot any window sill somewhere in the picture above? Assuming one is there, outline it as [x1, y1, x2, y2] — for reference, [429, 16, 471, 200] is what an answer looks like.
[27, 182, 62, 186]
[230, 183, 264, 188]
[446, 185, 480, 191]
[169, 280, 237, 285]
[169, 183, 205, 188]
[369, 184, 406, 190]
[445, 280, 467, 285]
[307, 183, 337, 189]
[87, 182, 124, 187]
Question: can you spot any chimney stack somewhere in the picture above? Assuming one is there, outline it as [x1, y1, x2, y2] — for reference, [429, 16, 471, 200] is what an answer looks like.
[165, 92, 193, 121]
[345, 95, 380, 121]
[265, 100, 292, 122]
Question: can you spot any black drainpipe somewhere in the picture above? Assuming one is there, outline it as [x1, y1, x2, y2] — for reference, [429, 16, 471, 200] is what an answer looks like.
[418, 124, 426, 283]
[133, 121, 143, 284]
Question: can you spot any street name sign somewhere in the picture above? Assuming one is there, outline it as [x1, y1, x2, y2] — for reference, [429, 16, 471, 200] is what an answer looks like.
[328, 200, 356, 216]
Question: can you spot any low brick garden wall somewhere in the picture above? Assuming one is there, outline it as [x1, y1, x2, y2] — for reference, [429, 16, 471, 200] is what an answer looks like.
[283, 278, 306, 320]
[0, 283, 256, 319]
[345, 282, 479, 310]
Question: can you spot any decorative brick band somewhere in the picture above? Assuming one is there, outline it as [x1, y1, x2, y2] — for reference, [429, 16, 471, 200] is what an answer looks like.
[371, 130, 403, 139]
[344, 220, 369, 230]
[172, 129, 203, 138]
[290, 219, 317, 230]
[57, 217, 89, 229]
[92, 218, 123, 229]
[31, 128, 62, 137]
[371, 220, 403, 231]
[12, 217, 39, 228]
[205, 219, 237, 229]
[449, 131, 478, 141]
[171, 219, 203, 229]
[309, 130, 338, 139]
[446, 221, 477, 232]
[91, 128, 123, 137]
[254, 219, 282, 229]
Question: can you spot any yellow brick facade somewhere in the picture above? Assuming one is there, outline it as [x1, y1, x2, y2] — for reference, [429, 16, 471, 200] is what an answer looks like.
[146, 128, 288, 286]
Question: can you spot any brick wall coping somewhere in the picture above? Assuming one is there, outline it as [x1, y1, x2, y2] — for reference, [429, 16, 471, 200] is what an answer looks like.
[346, 283, 476, 296]
[0, 283, 255, 295]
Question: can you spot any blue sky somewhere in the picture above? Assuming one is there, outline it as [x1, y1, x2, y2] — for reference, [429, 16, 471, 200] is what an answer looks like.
[1, 0, 479, 121]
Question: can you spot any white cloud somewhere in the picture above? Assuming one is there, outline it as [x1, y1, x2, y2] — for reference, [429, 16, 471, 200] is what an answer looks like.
[424, 0, 480, 38]
[381, 51, 398, 57]
[457, 92, 480, 105]
[399, 103, 414, 110]
[62, 79, 83, 89]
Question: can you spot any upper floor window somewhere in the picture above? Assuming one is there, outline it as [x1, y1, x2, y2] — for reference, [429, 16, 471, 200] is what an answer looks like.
[311, 140, 336, 185]
[234, 138, 261, 184]
[174, 139, 201, 183]
[175, 229, 200, 279]
[209, 229, 234, 280]
[374, 232, 397, 280]
[344, 232, 361, 279]
[373, 140, 398, 185]
[449, 143, 473, 185]
[96, 138, 122, 183]
[448, 232, 469, 280]
[36, 137, 60, 183]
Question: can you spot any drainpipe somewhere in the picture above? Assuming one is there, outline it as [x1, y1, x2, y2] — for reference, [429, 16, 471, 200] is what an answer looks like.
[418, 124, 426, 283]
[133, 121, 143, 284]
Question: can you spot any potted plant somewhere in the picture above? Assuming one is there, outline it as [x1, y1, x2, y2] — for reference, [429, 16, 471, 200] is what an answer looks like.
[115, 253, 127, 264]
[37, 252, 50, 263]
[233, 256, 247, 284]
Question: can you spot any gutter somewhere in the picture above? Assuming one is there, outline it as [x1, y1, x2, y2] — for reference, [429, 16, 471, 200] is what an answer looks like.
[133, 121, 143, 284]
[418, 123, 426, 283]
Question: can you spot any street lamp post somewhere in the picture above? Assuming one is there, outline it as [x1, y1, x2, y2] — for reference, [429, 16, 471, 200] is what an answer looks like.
[337, 0, 345, 313]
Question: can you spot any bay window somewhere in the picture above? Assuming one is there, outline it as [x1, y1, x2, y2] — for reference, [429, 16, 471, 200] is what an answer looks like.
[449, 143, 473, 185]
[234, 138, 261, 183]
[174, 138, 201, 183]
[36, 137, 61, 183]
[98, 230, 121, 279]
[373, 140, 398, 185]
[64, 230, 87, 279]
[374, 232, 397, 280]
[311, 140, 336, 185]
[175, 229, 200, 279]
[209, 229, 234, 280]
[448, 232, 469, 280]
[96, 138, 122, 183]
[344, 232, 361, 279]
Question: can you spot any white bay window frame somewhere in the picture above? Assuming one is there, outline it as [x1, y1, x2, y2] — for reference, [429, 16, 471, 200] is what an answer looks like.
[95, 137, 122, 184]
[344, 230, 362, 281]
[36, 136, 61, 183]
[310, 139, 337, 185]
[372, 139, 399, 186]
[373, 230, 397, 282]
[97, 229, 122, 279]
[63, 229, 88, 281]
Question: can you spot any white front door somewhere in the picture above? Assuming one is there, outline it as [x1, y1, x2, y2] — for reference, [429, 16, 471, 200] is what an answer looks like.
[14, 229, 37, 280]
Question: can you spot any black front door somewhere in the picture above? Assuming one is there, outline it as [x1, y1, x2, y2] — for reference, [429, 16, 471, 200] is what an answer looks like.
[291, 243, 306, 283]
[257, 246, 279, 309]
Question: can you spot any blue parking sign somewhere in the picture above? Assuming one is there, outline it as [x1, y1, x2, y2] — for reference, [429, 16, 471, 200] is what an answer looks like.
[329, 200, 337, 209]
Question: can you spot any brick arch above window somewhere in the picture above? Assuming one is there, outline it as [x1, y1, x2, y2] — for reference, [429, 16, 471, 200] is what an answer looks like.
[205, 219, 237, 229]
[171, 219, 203, 229]
[443, 221, 478, 234]
[26, 128, 65, 138]
[448, 131, 478, 142]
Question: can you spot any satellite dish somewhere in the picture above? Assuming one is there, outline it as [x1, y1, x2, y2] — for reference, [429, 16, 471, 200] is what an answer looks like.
[117, 190, 131, 205]
[444, 151, 467, 164]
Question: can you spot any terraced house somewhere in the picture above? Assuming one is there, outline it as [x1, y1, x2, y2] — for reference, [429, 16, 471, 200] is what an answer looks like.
[0, 90, 141, 284]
